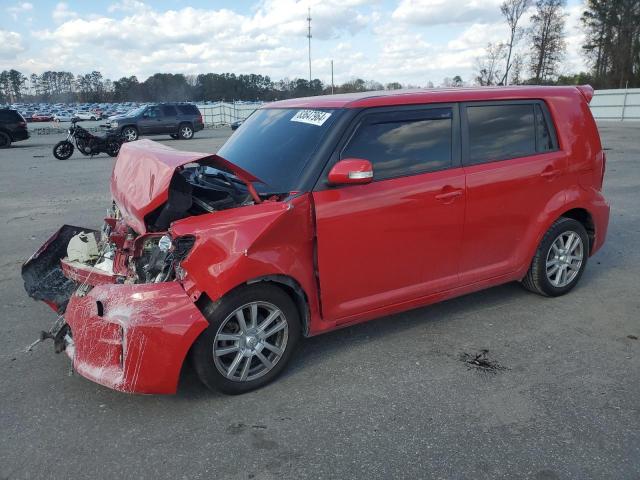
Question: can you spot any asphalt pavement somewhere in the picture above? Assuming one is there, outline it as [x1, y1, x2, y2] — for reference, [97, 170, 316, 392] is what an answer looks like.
[0, 124, 638, 479]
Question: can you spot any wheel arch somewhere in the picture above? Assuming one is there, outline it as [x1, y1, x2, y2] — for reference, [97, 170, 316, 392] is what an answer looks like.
[558, 207, 595, 253]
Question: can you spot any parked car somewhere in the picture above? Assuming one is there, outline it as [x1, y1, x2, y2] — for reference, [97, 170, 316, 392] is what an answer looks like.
[73, 111, 98, 121]
[22, 86, 609, 395]
[0, 109, 29, 148]
[230, 119, 244, 130]
[53, 113, 74, 122]
[31, 113, 53, 122]
[106, 103, 204, 141]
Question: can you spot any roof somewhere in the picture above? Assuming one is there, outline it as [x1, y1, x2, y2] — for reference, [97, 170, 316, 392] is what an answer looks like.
[264, 85, 591, 109]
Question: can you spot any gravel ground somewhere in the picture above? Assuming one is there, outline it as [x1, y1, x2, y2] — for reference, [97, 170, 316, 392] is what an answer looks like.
[0, 123, 638, 479]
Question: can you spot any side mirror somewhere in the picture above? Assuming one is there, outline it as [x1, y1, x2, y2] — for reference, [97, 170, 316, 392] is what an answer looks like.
[327, 158, 373, 186]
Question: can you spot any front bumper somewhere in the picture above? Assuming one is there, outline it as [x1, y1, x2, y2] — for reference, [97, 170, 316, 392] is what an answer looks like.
[64, 281, 208, 394]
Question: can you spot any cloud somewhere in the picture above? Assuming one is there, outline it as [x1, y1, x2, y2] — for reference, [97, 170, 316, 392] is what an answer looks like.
[52, 2, 77, 23]
[7, 1, 33, 20]
[0, 30, 26, 60]
[392, 0, 502, 26]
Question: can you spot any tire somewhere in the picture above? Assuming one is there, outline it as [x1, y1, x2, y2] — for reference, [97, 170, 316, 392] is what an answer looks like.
[191, 284, 301, 395]
[106, 141, 121, 157]
[522, 217, 589, 297]
[178, 123, 194, 140]
[121, 126, 138, 142]
[0, 131, 11, 149]
[90, 116, 96, 121]
[170, 134, 179, 139]
[53, 141, 74, 160]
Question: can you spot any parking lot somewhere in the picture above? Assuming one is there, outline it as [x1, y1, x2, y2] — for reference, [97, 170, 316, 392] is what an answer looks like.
[1, 123, 638, 479]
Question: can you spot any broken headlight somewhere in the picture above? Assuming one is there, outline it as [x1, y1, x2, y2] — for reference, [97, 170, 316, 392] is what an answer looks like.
[136, 235, 195, 284]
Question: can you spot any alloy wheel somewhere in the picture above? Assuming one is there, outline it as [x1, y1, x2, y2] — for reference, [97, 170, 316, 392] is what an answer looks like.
[545, 231, 584, 288]
[180, 125, 193, 139]
[213, 301, 289, 382]
[123, 128, 137, 142]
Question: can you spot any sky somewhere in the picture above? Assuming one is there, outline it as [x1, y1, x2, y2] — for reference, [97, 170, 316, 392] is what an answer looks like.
[1, 0, 589, 87]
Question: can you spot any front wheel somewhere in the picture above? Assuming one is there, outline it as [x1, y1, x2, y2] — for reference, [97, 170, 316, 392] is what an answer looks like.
[53, 141, 74, 160]
[191, 284, 301, 395]
[522, 217, 589, 297]
[121, 126, 138, 142]
[178, 123, 194, 140]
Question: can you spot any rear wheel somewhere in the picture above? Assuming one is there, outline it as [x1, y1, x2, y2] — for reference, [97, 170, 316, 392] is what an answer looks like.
[53, 141, 74, 160]
[121, 126, 138, 142]
[191, 284, 301, 394]
[0, 131, 11, 149]
[522, 217, 589, 297]
[178, 123, 194, 140]
[106, 140, 121, 157]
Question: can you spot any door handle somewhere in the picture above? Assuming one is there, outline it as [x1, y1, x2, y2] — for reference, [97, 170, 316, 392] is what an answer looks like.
[435, 189, 463, 201]
[541, 166, 560, 179]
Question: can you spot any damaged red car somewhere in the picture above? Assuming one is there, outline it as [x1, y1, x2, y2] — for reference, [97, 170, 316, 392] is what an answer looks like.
[22, 86, 609, 395]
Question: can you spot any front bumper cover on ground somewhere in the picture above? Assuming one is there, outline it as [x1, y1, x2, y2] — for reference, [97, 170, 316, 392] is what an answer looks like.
[22, 224, 210, 394]
[64, 281, 209, 394]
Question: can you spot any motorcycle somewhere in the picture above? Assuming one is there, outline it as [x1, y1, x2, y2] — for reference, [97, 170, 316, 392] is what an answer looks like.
[53, 118, 124, 160]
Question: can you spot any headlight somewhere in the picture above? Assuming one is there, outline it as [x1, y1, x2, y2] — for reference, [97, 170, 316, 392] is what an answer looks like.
[110, 121, 118, 128]
[158, 235, 172, 252]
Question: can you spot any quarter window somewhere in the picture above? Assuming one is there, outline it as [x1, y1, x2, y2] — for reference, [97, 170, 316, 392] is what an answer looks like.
[535, 104, 555, 152]
[466, 104, 536, 165]
[342, 108, 453, 180]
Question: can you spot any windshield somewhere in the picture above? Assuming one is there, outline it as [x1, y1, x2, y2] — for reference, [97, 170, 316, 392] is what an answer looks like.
[126, 106, 146, 116]
[217, 108, 341, 193]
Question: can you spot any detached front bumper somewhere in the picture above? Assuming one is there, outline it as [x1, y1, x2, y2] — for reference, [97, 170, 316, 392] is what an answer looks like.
[65, 282, 208, 394]
[23, 225, 209, 394]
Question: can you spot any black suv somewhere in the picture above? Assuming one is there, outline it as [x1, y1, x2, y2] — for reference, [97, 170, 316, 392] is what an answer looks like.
[0, 109, 29, 148]
[107, 103, 204, 142]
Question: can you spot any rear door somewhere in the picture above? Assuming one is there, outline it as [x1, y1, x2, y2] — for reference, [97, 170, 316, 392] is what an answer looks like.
[459, 100, 566, 284]
[313, 105, 466, 322]
[160, 105, 179, 133]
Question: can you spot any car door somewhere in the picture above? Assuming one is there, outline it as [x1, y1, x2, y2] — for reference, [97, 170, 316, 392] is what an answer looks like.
[160, 105, 179, 133]
[312, 105, 466, 323]
[459, 100, 567, 284]
[138, 106, 162, 134]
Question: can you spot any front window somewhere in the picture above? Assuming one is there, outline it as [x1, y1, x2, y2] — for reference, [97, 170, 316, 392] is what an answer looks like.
[217, 108, 341, 193]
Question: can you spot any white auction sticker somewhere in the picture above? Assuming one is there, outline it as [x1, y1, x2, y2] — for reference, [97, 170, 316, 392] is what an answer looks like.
[291, 110, 332, 126]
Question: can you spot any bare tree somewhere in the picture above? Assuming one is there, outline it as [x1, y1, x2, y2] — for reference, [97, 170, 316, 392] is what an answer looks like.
[500, 0, 530, 85]
[509, 54, 525, 84]
[475, 42, 508, 85]
[529, 0, 567, 83]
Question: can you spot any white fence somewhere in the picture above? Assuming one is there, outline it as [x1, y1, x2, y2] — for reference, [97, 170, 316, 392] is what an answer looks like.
[590, 88, 640, 121]
[196, 101, 262, 127]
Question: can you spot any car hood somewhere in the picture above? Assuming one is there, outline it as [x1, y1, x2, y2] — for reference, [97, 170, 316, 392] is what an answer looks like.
[111, 139, 263, 234]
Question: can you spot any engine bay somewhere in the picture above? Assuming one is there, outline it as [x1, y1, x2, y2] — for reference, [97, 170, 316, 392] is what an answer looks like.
[146, 165, 255, 231]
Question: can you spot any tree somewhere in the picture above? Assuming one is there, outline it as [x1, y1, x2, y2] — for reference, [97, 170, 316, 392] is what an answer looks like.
[475, 42, 507, 85]
[386, 82, 403, 90]
[509, 54, 525, 84]
[500, 0, 530, 85]
[452, 75, 464, 87]
[582, 0, 640, 88]
[529, 0, 567, 84]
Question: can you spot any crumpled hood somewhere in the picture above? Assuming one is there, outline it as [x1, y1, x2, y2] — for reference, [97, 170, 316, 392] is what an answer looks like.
[111, 139, 262, 234]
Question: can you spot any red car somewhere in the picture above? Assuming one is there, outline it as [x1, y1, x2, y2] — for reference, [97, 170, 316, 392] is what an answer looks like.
[30, 113, 54, 122]
[23, 86, 609, 395]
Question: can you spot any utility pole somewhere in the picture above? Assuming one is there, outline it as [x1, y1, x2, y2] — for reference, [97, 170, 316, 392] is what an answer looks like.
[307, 7, 312, 84]
[331, 60, 334, 94]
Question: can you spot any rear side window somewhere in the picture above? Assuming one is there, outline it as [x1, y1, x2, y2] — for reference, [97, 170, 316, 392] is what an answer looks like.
[465, 104, 535, 165]
[177, 104, 199, 115]
[342, 108, 453, 181]
[161, 105, 177, 116]
[535, 104, 555, 152]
